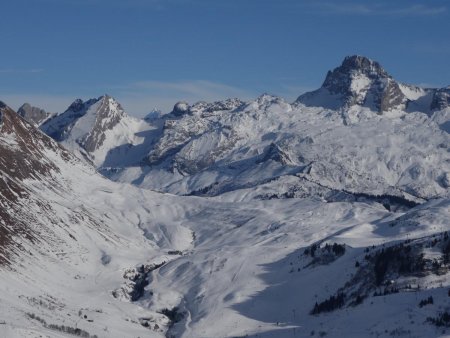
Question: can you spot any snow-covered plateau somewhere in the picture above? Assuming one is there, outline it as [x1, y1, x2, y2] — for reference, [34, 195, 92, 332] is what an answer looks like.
[1, 55, 450, 337]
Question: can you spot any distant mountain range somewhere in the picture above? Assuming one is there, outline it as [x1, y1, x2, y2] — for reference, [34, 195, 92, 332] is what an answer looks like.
[17, 55, 448, 203]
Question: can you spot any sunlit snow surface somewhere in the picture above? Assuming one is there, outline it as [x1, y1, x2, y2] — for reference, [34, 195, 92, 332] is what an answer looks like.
[3, 157, 450, 337]
[110, 96, 450, 202]
[1, 88, 450, 337]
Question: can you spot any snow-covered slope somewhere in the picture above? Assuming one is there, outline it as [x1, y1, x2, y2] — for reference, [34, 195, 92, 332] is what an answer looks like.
[107, 94, 450, 203]
[69, 56, 445, 204]
[3, 101, 450, 337]
[40, 95, 153, 167]
[36, 57, 450, 206]
[2, 100, 230, 337]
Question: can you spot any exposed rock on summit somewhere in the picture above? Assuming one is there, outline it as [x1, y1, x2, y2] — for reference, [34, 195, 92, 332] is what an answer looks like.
[17, 103, 52, 126]
[296, 55, 407, 113]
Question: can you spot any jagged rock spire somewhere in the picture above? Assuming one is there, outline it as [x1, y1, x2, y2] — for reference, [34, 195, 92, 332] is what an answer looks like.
[297, 55, 407, 113]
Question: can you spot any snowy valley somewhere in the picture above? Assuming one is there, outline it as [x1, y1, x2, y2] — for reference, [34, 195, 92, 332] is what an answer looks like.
[1, 55, 450, 338]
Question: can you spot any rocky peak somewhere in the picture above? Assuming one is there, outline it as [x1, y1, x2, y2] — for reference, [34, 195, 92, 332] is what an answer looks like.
[39, 94, 146, 167]
[171, 101, 190, 117]
[17, 103, 52, 126]
[95, 94, 126, 119]
[340, 55, 386, 75]
[0, 103, 62, 182]
[322, 55, 389, 92]
[255, 93, 283, 105]
[242, 94, 289, 114]
[41, 94, 125, 143]
[79, 95, 128, 152]
[66, 96, 105, 115]
[431, 87, 450, 111]
[68, 98, 85, 112]
[297, 55, 407, 113]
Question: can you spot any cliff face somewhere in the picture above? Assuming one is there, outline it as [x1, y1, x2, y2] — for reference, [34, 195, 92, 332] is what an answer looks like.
[296, 55, 408, 113]
[17, 103, 52, 126]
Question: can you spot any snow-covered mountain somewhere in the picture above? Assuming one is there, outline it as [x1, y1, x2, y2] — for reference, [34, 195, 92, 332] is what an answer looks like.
[40, 95, 153, 167]
[34, 56, 450, 206]
[297, 55, 409, 112]
[43, 56, 438, 205]
[3, 55, 450, 338]
[296, 55, 446, 115]
[103, 93, 450, 204]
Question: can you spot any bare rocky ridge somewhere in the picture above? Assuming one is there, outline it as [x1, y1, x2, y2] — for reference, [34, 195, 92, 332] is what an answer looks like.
[0, 103, 71, 265]
[17, 103, 52, 126]
[431, 87, 450, 111]
[328, 55, 404, 112]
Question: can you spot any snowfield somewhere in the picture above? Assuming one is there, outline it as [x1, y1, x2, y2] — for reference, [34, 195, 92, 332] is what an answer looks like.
[1, 55, 450, 337]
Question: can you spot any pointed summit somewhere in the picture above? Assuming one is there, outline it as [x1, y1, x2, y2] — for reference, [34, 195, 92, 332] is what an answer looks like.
[40, 95, 149, 167]
[296, 55, 407, 113]
[17, 103, 53, 126]
[339, 55, 386, 74]
[40, 95, 125, 144]
[67, 98, 85, 112]
[322, 55, 389, 90]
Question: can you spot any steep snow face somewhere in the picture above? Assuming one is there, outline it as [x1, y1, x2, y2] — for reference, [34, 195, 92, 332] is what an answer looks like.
[399, 83, 428, 101]
[40, 95, 152, 167]
[110, 94, 450, 201]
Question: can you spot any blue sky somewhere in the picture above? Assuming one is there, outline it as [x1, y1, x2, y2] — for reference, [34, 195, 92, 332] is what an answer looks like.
[1, 0, 449, 116]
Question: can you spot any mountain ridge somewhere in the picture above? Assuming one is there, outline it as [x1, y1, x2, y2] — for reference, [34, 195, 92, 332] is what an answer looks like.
[14, 56, 450, 203]
[2, 55, 450, 337]
[17, 103, 53, 126]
